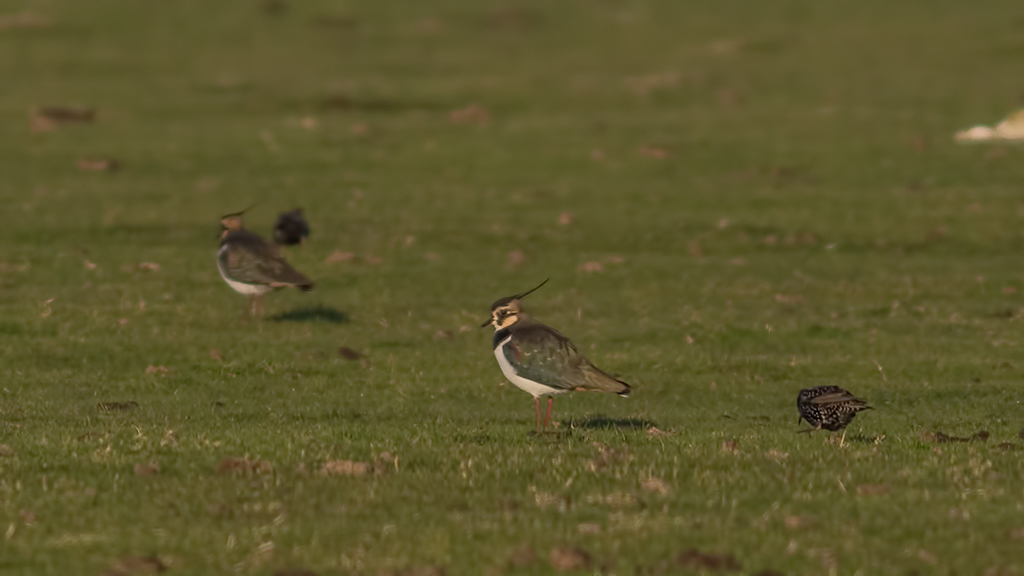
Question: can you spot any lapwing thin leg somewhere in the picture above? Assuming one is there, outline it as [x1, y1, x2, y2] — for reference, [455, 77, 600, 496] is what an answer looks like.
[534, 397, 541, 431]
[840, 429, 847, 447]
[248, 296, 257, 316]
[543, 396, 554, 431]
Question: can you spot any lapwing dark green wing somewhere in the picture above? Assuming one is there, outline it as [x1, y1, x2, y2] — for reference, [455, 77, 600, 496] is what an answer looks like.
[217, 209, 313, 316]
[483, 280, 631, 432]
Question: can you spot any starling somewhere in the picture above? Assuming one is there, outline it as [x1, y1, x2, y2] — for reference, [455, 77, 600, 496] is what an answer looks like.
[273, 208, 310, 246]
[797, 385, 872, 445]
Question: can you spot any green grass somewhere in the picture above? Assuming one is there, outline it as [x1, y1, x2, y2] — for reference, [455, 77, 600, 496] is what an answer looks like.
[2, 0, 1024, 574]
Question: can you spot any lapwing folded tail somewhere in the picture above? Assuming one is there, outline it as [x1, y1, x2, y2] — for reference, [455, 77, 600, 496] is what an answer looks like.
[276, 267, 314, 291]
[583, 365, 631, 396]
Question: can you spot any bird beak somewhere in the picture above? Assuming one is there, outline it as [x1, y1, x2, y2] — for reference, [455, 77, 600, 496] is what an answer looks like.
[480, 318, 493, 328]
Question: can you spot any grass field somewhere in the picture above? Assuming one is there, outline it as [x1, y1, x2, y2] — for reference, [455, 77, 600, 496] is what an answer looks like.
[3, 0, 1024, 574]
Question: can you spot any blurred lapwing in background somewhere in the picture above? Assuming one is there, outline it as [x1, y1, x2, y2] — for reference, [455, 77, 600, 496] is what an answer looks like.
[217, 208, 313, 316]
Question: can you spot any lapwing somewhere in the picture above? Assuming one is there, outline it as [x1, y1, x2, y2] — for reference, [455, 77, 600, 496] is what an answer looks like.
[273, 208, 310, 246]
[218, 209, 314, 316]
[797, 385, 872, 446]
[482, 280, 631, 432]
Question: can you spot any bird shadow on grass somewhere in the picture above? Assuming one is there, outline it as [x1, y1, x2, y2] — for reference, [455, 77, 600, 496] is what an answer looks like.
[318, 94, 446, 113]
[564, 415, 658, 431]
[269, 305, 348, 324]
[528, 429, 574, 440]
[845, 434, 883, 445]
[799, 432, 881, 445]
[843, 432, 884, 440]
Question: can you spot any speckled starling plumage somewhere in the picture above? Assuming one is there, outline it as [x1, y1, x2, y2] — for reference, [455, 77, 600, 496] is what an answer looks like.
[797, 386, 871, 431]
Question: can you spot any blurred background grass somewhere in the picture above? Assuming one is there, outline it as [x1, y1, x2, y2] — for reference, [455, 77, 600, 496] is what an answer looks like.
[1, 0, 1024, 574]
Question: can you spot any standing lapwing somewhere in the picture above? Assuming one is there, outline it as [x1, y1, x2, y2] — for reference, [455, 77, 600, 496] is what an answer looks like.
[482, 280, 631, 432]
[797, 385, 872, 446]
[217, 209, 313, 316]
[273, 208, 310, 246]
